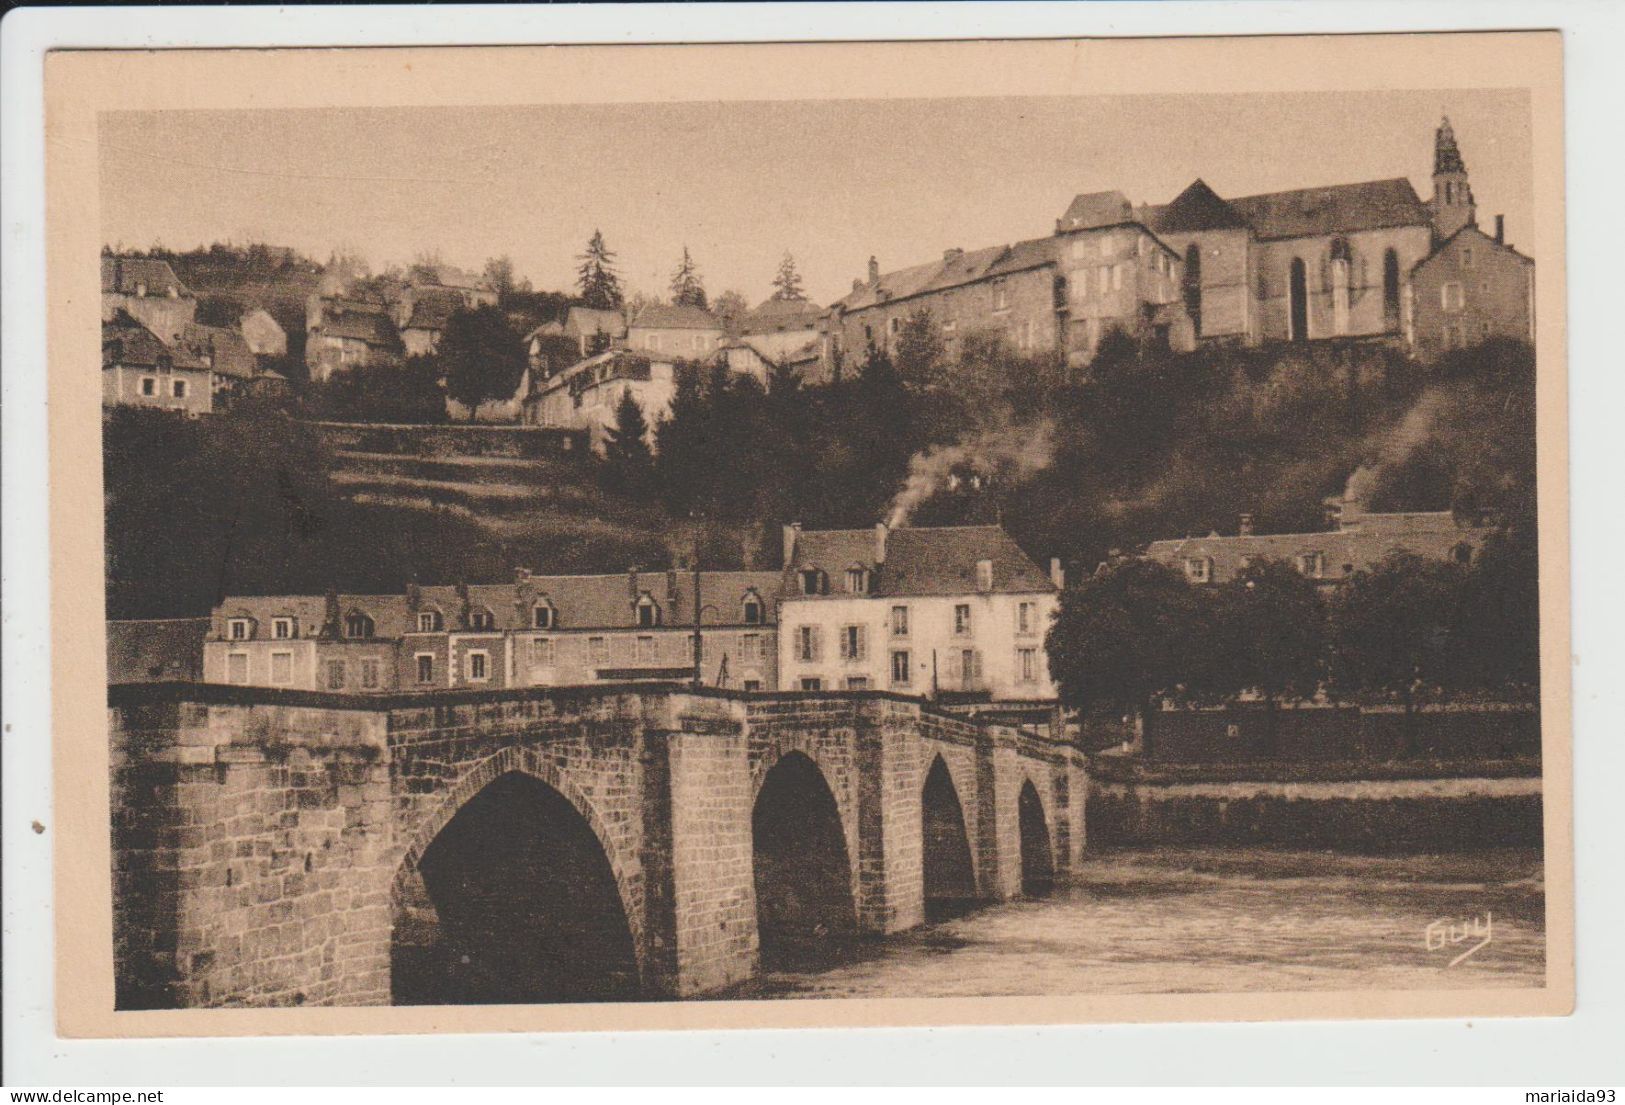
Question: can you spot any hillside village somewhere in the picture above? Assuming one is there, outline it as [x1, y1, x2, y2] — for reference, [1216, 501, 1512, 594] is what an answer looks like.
[106, 117, 1541, 732]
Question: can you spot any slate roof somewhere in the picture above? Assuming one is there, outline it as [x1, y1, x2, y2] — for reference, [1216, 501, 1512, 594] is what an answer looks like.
[403, 289, 464, 332]
[1143, 512, 1490, 587]
[212, 594, 413, 640]
[784, 525, 1056, 597]
[102, 315, 176, 370]
[1138, 179, 1250, 234]
[320, 306, 401, 348]
[101, 256, 192, 298]
[835, 238, 1058, 313]
[630, 303, 723, 331]
[1410, 222, 1535, 273]
[1225, 177, 1430, 241]
[1058, 190, 1134, 232]
[409, 570, 784, 632]
[176, 323, 257, 379]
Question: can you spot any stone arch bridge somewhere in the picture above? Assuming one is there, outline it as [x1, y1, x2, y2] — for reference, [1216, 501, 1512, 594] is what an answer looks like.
[110, 683, 1086, 1008]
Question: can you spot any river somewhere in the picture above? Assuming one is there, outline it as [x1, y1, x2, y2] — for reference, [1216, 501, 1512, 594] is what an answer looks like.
[718, 847, 1545, 1000]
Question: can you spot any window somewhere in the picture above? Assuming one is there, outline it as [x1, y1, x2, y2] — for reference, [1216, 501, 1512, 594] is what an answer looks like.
[799, 677, 823, 691]
[648, 334, 661, 351]
[993, 282, 1010, 311]
[798, 568, 827, 596]
[344, 612, 374, 640]
[1444, 323, 1464, 349]
[890, 649, 911, 686]
[953, 604, 972, 636]
[636, 596, 661, 627]
[1296, 552, 1325, 579]
[1184, 557, 1211, 584]
[227, 652, 249, 685]
[140, 377, 157, 396]
[888, 316, 902, 335]
[845, 677, 870, 691]
[272, 617, 294, 640]
[467, 650, 490, 682]
[846, 567, 868, 594]
[636, 636, 655, 663]
[741, 633, 763, 664]
[1452, 543, 1474, 566]
[742, 593, 764, 625]
[1018, 647, 1038, 684]
[416, 654, 435, 684]
[959, 649, 982, 686]
[416, 611, 442, 633]
[360, 659, 380, 690]
[1097, 266, 1109, 295]
[270, 651, 292, 685]
[532, 603, 554, 629]
[589, 636, 609, 665]
[976, 559, 994, 592]
[1441, 282, 1464, 311]
[532, 637, 555, 667]
[469, 608, 495, 631]
[743, 679, 762, 692]
[1017, 601, 1037, 635]
[839, 625, 868, 662]
[228, 618, 251, 641]
[796, 625, 822, 663]
[890, 605, 910, 637]
[325, 660, 345, 690]
[1461, 248, 1474, 268]
[172, 379, 188, 399]
[1111, 264, 1124, 291]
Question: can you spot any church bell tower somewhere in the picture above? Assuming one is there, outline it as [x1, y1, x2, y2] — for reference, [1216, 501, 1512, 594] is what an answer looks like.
[1430, 115, 1476, 243]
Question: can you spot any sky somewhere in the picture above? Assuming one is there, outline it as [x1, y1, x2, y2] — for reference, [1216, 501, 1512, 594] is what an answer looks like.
[99, 88, 1532, 308]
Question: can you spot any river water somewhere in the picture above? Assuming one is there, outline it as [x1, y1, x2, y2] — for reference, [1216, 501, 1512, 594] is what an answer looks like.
[720, 847, 1545, 1000]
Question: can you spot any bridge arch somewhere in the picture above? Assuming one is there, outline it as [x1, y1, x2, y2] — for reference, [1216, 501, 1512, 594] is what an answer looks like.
[1018, 777, 1056, 898]
[751, 750, 858, 969]
[921, 754, 977, 920]
[390, 748, 645, 1004]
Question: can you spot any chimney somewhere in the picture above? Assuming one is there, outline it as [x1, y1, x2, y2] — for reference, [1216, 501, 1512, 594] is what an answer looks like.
[868, 256, 880, 287]
[874, 522, 889, 565]
[976, 558, 994, 593]
[852, 278, 864, 293]
[627, 567, 640, 599]
[1495, 214, 1505, 244]
[1239, 513, 1254, 537]
[943, 247, 964, 264]
[1050, 557, 1065, 589]
[666, 569, 680, 601]
[782, 522, 802, 567]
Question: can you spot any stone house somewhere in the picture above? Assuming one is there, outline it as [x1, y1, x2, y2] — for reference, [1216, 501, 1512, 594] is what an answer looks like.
[202, 593, 409, 692]
[304, 294, 403, 382]
[398, 288, 465, 356]
[523, 348, 676, 450]
[1408, 218, 1535, 362]
[100, 256, 197, 343]
[625, 302, 725, 359]
[777, 523, 1062, 702]
[237, 307, 287, 358]
[526, 306, 629, 365]
[174, 322, 259, 404]
[101, 313, 214, 415]
[1142, 498, 1491, 593]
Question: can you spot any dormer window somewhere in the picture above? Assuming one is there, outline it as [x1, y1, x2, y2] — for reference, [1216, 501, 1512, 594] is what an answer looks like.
[343, 611, 375, 639]
[846, 567, 869, 594]
[742, 591, 765, 626]
[227, 618, 252, 641]
[469, 608, 495, 631]
[1184, 557, 1212, 584]
[1296, 552, 1325, 579]
[975, 559, 994, 593]
[532, 601, 556, 629]
[271, 617, 295, 640]
[798, 568, 828, 596]
[636, 594, 662, 627]
[416, 610, 443, 633]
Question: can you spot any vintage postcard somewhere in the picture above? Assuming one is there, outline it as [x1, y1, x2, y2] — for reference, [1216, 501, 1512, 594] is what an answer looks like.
[46, 31, 1571, 1038]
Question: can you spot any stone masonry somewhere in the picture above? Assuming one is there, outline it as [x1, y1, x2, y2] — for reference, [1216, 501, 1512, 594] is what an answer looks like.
[110, 682, 1088, 1008]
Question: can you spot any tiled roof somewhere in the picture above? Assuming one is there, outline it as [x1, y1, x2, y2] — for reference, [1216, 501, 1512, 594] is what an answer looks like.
[1411, 223, 1535, 272]
[101, 256, 192, 298]
[1058, 190, 1134, 232]
[630, 303, 723, 331]
[1225, 177, 1429, 241]
[1143, 512, 1489, 586]
[176, 323, 257, 379]
[835, 238, 1058, 313]
[1138, 179, 1249, 234]
[102, 315, 174, 370]
[743, 298, 826, 333]
[785, 525, 1056, 597]
[320, 306, 401, 347]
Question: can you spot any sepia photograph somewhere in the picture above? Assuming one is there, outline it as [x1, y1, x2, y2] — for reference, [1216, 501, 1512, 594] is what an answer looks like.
[34, 30, 1573, 1042]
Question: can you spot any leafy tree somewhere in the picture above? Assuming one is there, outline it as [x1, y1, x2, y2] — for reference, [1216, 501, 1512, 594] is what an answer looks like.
[482, 255, 519, 299]
[439, 304, 526, 420]
[1330, 551, 1471, 750]
[306, 356, 445, 424]
[576, 230, 624, 310]
[1453, 528, 1540, 698]
[713, 289, 750, 336]
[1046, 559, 1206, 735]
[771, 252, 806, 301]
[669, 246, 708, 309]
[895, 306, 947, 391]
[602, 388, 656, 499]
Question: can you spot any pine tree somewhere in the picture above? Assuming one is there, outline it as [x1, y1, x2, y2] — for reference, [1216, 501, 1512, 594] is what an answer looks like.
[669, 246, 707, 309]
[576, 230, 624, 310]
[771, 251, 806, 301]
[603, 388, 656, 499]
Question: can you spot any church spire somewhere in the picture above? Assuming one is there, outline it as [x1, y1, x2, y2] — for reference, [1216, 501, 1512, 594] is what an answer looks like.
[1434, 115, 1467, 175]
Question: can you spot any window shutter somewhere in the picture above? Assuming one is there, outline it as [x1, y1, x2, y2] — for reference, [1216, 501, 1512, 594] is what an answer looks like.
[811, 626, 822, 662]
